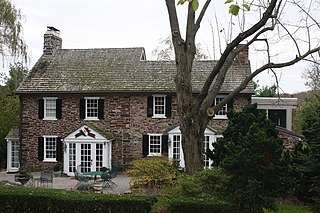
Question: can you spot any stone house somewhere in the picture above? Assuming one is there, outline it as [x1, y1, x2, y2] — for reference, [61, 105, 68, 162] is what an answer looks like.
[6, 27, 254, 174]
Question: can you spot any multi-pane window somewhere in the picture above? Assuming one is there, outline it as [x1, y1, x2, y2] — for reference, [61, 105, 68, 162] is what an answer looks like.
[68, 143, 76, 173]
[214, 97, 228, 118]
[86, 98, 99, 119]
[149, 134, 162, 156]
[44, 98, 56, 119]
[44, 136, 57, 161]
[154, 96, 165, 117]
[11, 140, 20, 168]
[172, 135, 181, 160]
[203, 136, 210, 168]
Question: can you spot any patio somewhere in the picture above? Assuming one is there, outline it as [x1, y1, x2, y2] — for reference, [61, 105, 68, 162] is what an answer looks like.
[0, 170, 131, 194]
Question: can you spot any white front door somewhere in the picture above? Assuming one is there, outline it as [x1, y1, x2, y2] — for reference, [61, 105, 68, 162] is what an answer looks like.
[7, 140, 20, 173]
[63, 125, 112, 176]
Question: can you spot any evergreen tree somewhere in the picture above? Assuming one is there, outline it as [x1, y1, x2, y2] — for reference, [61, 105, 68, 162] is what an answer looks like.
[207, 104, 291, 213]
[293, 93, 320, 211]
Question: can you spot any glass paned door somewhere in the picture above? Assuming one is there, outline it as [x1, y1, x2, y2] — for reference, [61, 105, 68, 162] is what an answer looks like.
[80, 144, 92, 173]
[96, 143, 103, 171]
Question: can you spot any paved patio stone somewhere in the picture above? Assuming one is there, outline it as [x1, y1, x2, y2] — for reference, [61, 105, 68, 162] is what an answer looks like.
[0, 170, 131, 194]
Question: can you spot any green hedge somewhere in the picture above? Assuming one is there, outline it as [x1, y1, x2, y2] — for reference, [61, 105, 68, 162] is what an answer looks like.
[0, 186, 155, 213]
[168, 198, 234, 213]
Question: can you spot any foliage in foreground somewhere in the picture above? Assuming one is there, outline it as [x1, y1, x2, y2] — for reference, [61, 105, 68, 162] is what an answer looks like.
[0, 63, 28, 168]
[126, 156, 177, 194]
[207, 104, 292, 213]
[0, 183, 155, 213]
[294, 92, 320, 212]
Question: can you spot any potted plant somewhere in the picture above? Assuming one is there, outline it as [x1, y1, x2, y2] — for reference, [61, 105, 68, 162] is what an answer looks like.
[53, 163, 62, 177]
[14, 171, 33, 186]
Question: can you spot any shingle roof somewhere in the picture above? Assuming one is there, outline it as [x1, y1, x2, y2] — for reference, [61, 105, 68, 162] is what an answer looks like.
[17, 47, 254, 94]
[5, 127, 19, 139]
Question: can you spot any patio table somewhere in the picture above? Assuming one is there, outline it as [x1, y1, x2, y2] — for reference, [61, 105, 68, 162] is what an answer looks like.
[83, 171, 109, 181]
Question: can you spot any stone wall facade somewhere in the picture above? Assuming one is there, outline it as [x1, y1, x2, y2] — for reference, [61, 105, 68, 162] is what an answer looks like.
[19, 93, 251, 170]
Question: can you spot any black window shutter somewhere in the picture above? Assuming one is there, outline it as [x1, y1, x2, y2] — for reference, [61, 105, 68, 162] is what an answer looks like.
[38, 99, 44, 119]
[227, 98, 234, 110]
[56, 137, 63, 162]
[147, 96, 153, 117]
[161, 135, 169, 155]
[165, 96, 172, 118]
[79, 99, 85, 119]
[98, 99, 104, 119]
[56, 99, 62, 119]
[142, 135, 149, 157]
[38, 137, 44, 161]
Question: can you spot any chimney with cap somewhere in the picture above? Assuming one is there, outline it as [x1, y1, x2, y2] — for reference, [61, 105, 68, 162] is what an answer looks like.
[43, 26, 62, 55]
[235, 44, 249, 65]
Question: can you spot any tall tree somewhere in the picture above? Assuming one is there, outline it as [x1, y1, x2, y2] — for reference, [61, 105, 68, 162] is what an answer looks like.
[0, 63, 28, 168]
[165, 0, 320, 174]
[255, 84, 277, 97]
[0, 0, 27, 65]
[303, 63, 320, 91]
[152, 36, 208, 60]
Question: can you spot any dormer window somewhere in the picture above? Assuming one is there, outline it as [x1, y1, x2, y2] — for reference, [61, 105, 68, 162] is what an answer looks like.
[79, 97, 104, 120]
[147, 95, 172, 118]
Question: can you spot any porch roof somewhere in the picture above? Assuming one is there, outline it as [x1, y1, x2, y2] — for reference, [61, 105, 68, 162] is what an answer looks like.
[5, 127, 19, 140]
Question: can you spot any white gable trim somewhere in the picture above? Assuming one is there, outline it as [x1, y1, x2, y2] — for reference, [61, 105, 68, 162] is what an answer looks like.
[64, 125, 109, 143]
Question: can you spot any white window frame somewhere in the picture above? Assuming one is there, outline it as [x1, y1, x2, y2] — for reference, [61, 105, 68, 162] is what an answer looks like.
[148, 134, 162, 156]
[85, 97, 99, 120]
[43, 97, 57, 120]
[213, 96, 228, 120]
[43, 135, 58, 162]
[152, 95, 166, 118]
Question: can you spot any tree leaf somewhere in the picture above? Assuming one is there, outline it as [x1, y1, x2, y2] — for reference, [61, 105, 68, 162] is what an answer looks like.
[224, 0, 234, 4]
[192, 0, 199, 11]
[242, 3, 250, 11]
[229, 4, 240, 16]
[177, 0, 186, 5]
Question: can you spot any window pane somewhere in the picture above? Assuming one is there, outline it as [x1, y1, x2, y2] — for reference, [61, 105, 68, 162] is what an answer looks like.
[45, 137, 56, 159]
[154, 96, 165, 115]
[149, 135, 161, 154]
[215, 97, 227, 116]
[203, 136, 210, 168]
[45, 99, 56, 118]
[86, 99, 98, 118]
[173, 135, 181, 160]
[69, 143, 76, 172]
[268, 109, 286, 128]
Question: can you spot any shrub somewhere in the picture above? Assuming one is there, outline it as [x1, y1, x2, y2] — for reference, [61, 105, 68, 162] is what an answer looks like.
[0, 184, 155, 213]
[164, 167, 230, 200]
[127, 156, 177, 194]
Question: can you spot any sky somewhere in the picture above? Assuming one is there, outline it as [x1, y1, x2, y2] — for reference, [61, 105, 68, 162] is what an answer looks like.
[7, 0, 313, 93]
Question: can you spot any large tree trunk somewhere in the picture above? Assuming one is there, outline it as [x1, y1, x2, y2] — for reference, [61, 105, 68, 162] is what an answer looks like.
[180, 112, 208, 174]
[174, 41, 209, 174]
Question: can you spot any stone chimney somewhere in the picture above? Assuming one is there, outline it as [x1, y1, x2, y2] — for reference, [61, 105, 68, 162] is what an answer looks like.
[235, 44, 249, 65]
[43, 26, 62, 55]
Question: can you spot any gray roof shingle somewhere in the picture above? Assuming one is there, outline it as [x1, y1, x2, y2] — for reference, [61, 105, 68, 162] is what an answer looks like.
[17, 47, 254, 94]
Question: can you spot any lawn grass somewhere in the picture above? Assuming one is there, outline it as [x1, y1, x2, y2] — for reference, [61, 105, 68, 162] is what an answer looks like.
[265, 203, 312, 213]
